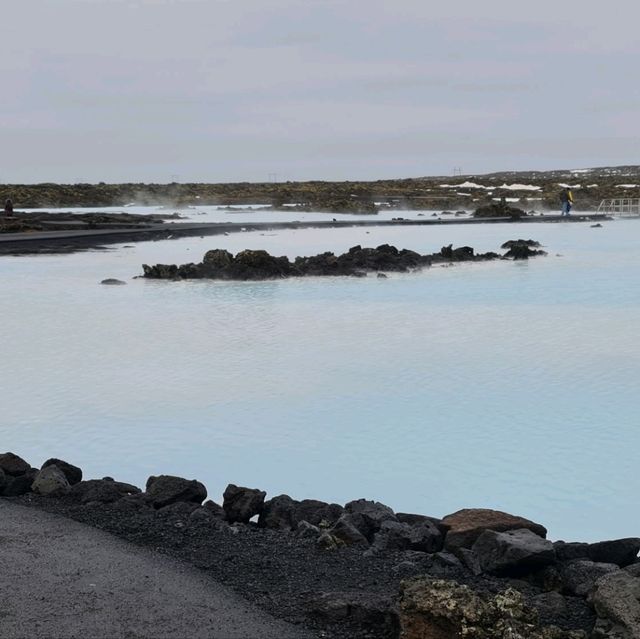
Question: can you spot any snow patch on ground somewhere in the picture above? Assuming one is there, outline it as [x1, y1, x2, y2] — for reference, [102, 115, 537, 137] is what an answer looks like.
[440, 182, 541, 191]
[498, 183, 542, 191]
[439, 181, 488, 189]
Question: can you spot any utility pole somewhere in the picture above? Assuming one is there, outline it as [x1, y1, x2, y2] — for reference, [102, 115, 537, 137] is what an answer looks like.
[453, 167, 462, 177]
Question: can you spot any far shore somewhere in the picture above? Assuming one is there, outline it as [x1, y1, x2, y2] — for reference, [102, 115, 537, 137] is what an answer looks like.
[1, 164, 638, 212]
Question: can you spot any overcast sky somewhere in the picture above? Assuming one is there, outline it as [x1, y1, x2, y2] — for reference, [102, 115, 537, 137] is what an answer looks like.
[2, 0, 639, 183]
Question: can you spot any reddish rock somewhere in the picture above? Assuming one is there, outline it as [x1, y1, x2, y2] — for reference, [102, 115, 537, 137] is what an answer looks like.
[442, 508, 547, 550]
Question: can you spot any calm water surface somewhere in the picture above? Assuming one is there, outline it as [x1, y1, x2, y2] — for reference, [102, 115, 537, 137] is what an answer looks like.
[1, 217, 638, 541]
[24, 203, 473, 223]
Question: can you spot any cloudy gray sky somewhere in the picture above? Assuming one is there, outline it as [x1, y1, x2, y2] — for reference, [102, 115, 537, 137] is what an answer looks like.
[2, 0, 639, 183]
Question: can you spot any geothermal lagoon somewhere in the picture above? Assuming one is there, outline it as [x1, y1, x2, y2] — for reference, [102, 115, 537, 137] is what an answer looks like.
[1, 211, 638, 542]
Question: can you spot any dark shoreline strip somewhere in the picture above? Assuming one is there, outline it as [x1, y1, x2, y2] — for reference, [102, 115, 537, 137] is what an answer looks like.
[0, 214, 610, 256]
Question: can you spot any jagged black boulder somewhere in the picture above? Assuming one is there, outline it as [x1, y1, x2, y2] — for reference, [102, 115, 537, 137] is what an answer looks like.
[503, 240, 547, 260]
[69, 478, 141, 504]
[0, 452, 31, 476]
[223, 484, 266, 523]
[501, 239, 542, 249]
[145, 475, 207, 509]
[42, 458, 82, 485]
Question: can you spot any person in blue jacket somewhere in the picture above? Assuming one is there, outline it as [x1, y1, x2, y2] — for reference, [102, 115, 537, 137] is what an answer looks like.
[559, 188, 574, 215]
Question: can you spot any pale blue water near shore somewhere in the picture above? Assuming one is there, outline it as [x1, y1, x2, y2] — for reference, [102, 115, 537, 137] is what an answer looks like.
[24, 203, 473, 223]
[1, 216, 638, 541]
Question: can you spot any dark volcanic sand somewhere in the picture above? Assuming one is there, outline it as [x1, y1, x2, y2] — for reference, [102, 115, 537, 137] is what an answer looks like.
[9, 494, 595, 639]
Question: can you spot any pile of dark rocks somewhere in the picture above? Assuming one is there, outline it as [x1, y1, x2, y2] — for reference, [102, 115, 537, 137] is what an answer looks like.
[474, 202, 528, 219]
[142, 241, 545, 281]
[501, 238, 548, 259]
[3, 451, 636, 639]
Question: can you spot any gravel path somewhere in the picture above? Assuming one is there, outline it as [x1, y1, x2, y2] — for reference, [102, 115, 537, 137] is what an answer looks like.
[0, 501, 314, 639]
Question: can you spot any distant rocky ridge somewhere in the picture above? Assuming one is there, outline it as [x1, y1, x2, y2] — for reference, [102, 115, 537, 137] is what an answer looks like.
[1, 165, 638, 210]
[142, 240, 546, 281]
[3, 450, 639, 639]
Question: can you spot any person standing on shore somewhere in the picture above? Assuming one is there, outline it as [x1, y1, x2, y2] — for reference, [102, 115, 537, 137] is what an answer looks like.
[4, 198, 14, 216]
[559, 188, 573, 216]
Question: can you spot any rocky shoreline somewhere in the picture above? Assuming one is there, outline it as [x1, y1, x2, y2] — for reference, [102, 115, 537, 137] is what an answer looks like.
[142, 240, 546, 281]
[0, 210, 181, 234]
[2, 451, 638, 638]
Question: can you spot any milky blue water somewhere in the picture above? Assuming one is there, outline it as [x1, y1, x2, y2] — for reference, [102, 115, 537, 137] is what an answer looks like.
[1, 216, 638, 542]
[25, 203, 473, 223]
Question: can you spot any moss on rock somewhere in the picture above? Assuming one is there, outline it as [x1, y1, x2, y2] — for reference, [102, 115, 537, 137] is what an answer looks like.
[399, 578, 586, 639]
